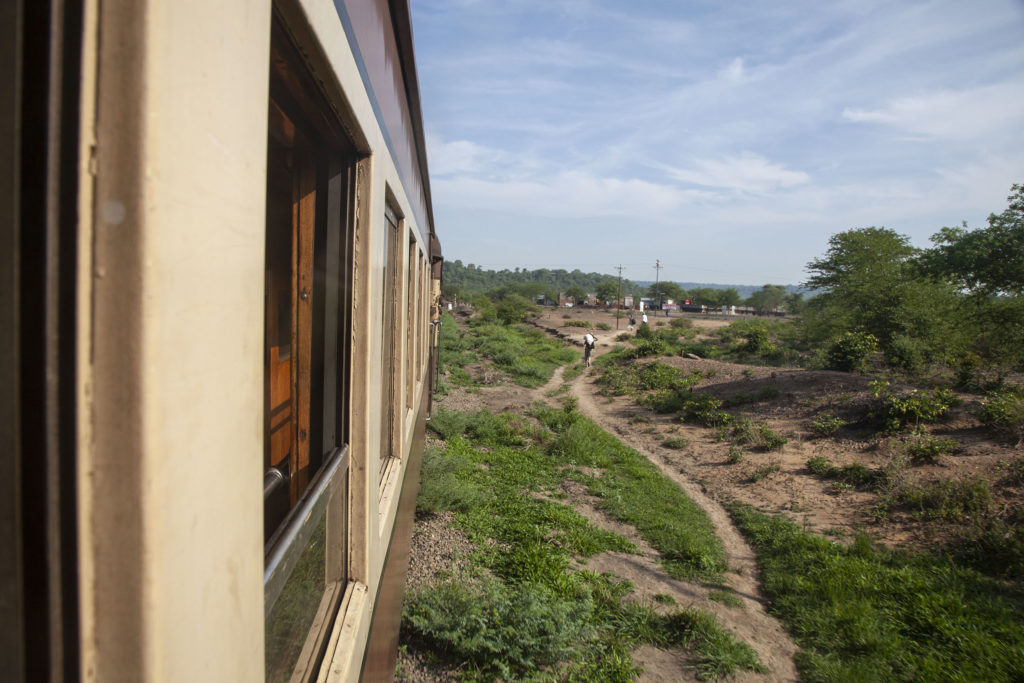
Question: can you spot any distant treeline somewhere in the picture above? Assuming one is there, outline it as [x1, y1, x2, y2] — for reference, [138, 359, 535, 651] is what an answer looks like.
[442, 261, 806, 302]
[442, 261, 645, 298]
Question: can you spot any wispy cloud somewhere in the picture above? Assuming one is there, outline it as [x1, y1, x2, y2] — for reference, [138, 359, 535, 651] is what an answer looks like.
[660, 154, 811, 194]
[434, 170, 714, 220]
[842, 83, 1024, 141]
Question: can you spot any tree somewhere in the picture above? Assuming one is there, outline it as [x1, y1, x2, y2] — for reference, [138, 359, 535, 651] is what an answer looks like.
[802, 226, 966, 369]
[594, 280, 619, 306]
[647, 281, 684, 304]
[784, 292, 806, 315]
[745, 284, 787, 314]
[922, 183, 1024, 296]
[564, 285, 587, 305]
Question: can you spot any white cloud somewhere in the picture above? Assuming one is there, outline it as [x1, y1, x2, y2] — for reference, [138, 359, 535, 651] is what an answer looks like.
[842, 83, 1024, 140]
[426, 136, 501, 176]
[660, 154, 811, 194]
[719, 57, 745, 83]
[433, 170, 714, 220]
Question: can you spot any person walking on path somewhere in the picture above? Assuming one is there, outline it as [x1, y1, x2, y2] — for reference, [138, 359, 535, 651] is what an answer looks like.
[641, 312, 648, 326]
[583, 333, 597, 367]
[628, 314, 636, 332]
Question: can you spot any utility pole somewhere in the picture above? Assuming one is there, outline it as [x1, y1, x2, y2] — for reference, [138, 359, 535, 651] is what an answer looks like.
[614, 265, 625, 330]
[653, 260, 663, 313]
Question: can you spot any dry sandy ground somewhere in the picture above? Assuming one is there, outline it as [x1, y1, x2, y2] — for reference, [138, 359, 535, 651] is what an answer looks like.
[397, 307, 1021, 681]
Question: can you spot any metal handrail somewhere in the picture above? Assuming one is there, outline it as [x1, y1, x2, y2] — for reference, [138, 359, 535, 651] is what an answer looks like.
[263, 444, 349, 617]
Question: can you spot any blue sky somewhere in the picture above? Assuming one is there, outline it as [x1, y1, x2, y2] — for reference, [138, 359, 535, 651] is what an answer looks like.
[410, 0, 1024, 286]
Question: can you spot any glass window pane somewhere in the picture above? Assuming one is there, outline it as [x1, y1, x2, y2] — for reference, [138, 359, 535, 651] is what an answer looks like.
[265, 518, 327, 682]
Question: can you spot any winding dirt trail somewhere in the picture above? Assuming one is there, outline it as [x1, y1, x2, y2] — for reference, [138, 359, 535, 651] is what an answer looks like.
[549, 347, 800, 682]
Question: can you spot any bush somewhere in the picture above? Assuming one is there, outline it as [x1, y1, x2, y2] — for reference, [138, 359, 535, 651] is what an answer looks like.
[750, 461, 781, 482]
[741, 326, 774, 354]
[825, 331, 878, 372]
[669, 317, 694, 330]
[624, 337, 671, 359]
[904, 435, 958, 463]
[976, 386, 1024, 442]
[755, 424, 787, 451]
[596, 322, 612, 331]
[869, 381, 957, 433]
[806, 456, 885, 488]
[564, 320, 590, 328]
[663, 437, 689, 450]
[810, 413, 847, 437]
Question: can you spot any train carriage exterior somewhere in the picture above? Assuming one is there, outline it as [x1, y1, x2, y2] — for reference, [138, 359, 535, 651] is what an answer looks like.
[2, 0, 442, 680]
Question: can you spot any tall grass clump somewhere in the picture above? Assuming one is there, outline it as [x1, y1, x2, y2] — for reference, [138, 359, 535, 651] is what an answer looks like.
[729, 502, 1024, 682]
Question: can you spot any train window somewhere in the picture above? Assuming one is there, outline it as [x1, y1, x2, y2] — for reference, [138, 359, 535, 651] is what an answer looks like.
[262, 15, 356, 682]
[380, 202, 402, 481]
[405, 237, 417, 409]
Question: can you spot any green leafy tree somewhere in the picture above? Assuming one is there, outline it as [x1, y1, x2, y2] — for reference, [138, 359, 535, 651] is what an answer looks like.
[802, 227, 966, 370]
[495, 294, 535, 324]
[594, 280, 619, 306]
[745, 285, 787, 314]
[647, 281, 684, 304]
[784, 292, 806, 315]
[922, 183, 1024, 296]
[564, 285, 587, 305]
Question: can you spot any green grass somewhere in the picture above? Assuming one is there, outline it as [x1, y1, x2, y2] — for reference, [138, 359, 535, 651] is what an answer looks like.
[707, 589, 744, 608]
[729, 503, 1024, 682]
[806, 456, 887, 489]
[452, 319, 577, 387]
[534, 404, 727, 579]
[406, 407, 763, 680]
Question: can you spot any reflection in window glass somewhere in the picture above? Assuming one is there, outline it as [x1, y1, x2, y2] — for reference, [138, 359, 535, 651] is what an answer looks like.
[265, 518, 327, 682]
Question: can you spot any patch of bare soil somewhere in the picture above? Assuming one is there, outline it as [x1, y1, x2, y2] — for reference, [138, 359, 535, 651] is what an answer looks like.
[532, 308, 1022, 550]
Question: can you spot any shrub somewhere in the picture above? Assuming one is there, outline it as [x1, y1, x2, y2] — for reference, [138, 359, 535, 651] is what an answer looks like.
[663, 437, 689, 450]
[869, 381, 957, 433]
[741, 326, 774, 354]
[755, 425, 787, 451]
[750, 461, 781, 482]
[564, 320, 590, 328]
[825, 331, 878, 372]
[669, 317, 694, 330]
[976, 386, 1024, 442]
[806, 456, 885, 488]
[624, 337, 671, 359]
[810, 413, 847, 437]
[596, 322, 612, 331]
[904, 435, 958, 463]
